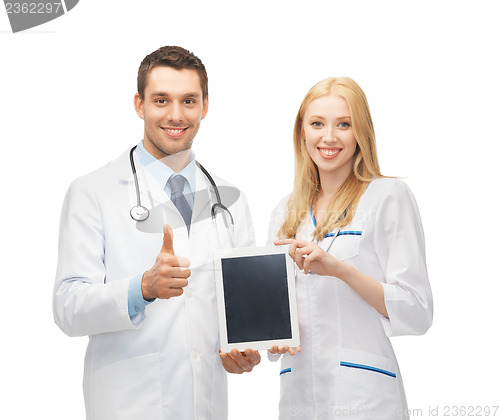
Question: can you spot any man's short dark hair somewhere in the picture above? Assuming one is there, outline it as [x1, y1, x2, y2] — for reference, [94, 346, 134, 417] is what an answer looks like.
[137, 46, 208, 100]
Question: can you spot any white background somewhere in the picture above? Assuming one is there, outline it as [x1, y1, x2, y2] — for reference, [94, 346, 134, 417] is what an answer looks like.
[1, 1, 499, 419]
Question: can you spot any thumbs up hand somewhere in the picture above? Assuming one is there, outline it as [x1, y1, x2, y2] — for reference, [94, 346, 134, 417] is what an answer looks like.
[142, 224, 191, 300]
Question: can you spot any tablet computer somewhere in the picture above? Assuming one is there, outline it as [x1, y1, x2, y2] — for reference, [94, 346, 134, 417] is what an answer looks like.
[213, 245, 300, 352]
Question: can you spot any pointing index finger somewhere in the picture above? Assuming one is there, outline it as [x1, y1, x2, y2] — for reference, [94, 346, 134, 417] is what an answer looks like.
[274, 239, 293, 245]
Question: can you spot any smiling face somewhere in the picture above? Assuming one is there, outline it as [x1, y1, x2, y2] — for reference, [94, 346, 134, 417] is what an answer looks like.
[303, 94, 357, 185]
[134, 66, 208, 160]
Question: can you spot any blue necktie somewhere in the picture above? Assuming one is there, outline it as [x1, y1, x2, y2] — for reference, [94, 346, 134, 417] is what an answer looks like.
[168, 175, 192, 233]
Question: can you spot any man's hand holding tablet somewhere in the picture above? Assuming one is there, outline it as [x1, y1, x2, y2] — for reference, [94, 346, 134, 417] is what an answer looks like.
[219, 348, 261, 374]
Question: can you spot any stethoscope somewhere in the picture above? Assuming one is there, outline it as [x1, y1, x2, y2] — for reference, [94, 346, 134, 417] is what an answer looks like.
[129, 146, 235, 246]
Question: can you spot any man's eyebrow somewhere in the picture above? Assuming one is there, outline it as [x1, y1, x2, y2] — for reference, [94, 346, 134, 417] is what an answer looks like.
[150, 91, 171, 97]
[149, 91, 202, 98]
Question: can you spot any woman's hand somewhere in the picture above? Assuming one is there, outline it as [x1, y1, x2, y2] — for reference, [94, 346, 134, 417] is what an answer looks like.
[269, 344, 302, 356]
[275, 239, 389, 318]
[274, 238, 342, 276]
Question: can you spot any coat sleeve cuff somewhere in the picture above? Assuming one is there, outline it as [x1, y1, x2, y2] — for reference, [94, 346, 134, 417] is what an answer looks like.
[380, 282, 433, 337]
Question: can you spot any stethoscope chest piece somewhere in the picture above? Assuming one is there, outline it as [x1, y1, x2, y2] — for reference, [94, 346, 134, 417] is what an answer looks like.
[130, 205, 150, 221]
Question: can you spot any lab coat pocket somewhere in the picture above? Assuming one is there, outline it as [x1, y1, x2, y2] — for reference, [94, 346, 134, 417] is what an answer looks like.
[337, 348, 402, 418]
[93, 352, 162, 420]
[328, 224, 363, 261]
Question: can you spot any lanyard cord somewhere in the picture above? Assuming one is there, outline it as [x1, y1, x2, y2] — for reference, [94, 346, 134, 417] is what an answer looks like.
[310, 206, 341, 253]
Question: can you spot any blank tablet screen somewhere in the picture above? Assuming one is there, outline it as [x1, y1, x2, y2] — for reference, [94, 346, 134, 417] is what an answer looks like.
[221, 253, 292, 343]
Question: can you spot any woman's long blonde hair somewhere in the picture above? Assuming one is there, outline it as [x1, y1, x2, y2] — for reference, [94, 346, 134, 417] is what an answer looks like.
[278, 77, 383, 241]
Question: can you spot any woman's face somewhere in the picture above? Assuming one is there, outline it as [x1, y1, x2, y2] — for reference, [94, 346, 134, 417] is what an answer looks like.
[303, 94, 357, 183]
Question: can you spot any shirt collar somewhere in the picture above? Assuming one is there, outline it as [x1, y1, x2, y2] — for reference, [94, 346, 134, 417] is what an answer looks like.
[135, 140, 197, 192]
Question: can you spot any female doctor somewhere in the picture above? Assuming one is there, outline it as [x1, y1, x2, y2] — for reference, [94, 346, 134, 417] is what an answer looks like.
[268, 77, 433, 419]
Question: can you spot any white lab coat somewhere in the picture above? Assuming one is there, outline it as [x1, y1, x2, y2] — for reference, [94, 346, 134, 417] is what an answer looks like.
[268, 178, 433, 420]
[53, 148, 255, 420]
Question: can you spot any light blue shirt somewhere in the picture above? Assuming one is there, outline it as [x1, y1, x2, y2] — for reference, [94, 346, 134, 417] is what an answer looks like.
[128, 141, 197, 319]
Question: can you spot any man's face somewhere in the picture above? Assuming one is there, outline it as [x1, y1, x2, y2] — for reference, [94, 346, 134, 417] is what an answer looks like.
[134, 66, 208, 159]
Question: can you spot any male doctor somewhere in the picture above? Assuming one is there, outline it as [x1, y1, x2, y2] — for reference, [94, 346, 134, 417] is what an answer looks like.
[53, 46, 260, 420]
